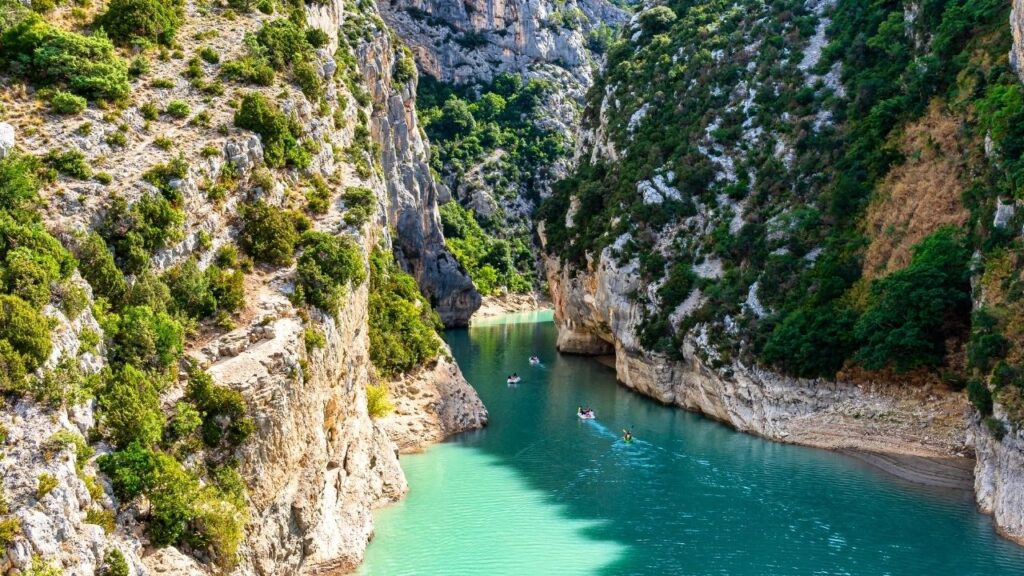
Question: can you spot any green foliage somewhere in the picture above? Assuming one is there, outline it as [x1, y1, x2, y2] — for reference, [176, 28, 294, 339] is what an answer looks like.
[199, 46, 220, 64]
[854, 228, 972, 372]
[0, 294, 52, 373]
[341, 186, 374, 227]
[163, 258, 244, 320]
[238, 200, 299, 265]
[74, 232, 128, 302]
[43, 148, 91, 180]
[23, 556, 60, 576]
[365, 383, 392, 418]
[0, 517, 21, 549]
[293, 60, 321, 101]
[304, 327, 325, 350]
[0, 151, 44, 221]
[439, 202, 531, 295]
[392, 47, 416, 85]
[97, 364, 165, 448]
[94, 0, 184, 46]
[30, 358, 99, 407]
[36, 472, 57, 500]
[221, 56, 275, 85]
[165, 99, 190, 119]
[45, 429, 93, 472]
[368, 247, 441, 375]
[49, 89, 87, 114]
[638, 5, 675, 34]
[295, 230, 366, 315]
[185, 367, 254, 448]
[99, 549, 129, 576]
[968, 379, 994, 416]
[1, 14, 131, 101]
[234, 92, 310, 168]
[84, 508, 116, 533]
[104, 305, 183, 371]
[99, 194, 184, 275]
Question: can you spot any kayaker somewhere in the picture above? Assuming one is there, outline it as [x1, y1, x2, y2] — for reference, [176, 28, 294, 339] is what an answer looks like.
[623, 429, 633, 442]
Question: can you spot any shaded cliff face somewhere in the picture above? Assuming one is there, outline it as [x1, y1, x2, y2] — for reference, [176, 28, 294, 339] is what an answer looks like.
[357, 33, 482, 326]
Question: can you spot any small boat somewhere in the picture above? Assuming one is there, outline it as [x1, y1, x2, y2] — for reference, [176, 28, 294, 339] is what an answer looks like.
[529, 356, 541, 365]
[577, 410, 596, 420]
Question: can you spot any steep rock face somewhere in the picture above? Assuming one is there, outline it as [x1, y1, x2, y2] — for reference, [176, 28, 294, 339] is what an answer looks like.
[357, 32, 481, 327]
[194, 271, 406, 576]
[380, 0, 624, 87]
[974, 421, 1024, 545]
[1012, 0, 1024, 81]
[542, 240, 973, 488]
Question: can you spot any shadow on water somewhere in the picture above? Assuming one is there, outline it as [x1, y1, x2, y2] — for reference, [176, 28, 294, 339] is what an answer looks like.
[370, 316, 1024, 576]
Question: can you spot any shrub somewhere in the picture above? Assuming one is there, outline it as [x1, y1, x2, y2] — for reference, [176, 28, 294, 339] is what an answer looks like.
[341, 186, 374, 227]
[293, 60, 321, 101]
[238, 200, 298, 265]
[0, 151, 44, 220]
[99, 549, 130, 576]
[31, 358, 98, 408]
[0, 15, 131, 101]
[105, 305, 183, 370]
[165, 99, 191, 119]
[295, 231, 366, 315]
[968, 379, 994, 416]
[44, 430, 93, 472]
[49, 90, 87, 114]
[0, 517, 21, 549]
[368, 248, 440, 375]
[234, 92, 309, 168]
[85, 508, 116, 533]
[43, 149, 91, 179]
[304, 327, 325, 350]
[305, 175, 331, 214]
[168, 401, 202, 440]
[97, 364, 165, 447]
[0, 294, 52, 372]
[393, 48, 416, 85]
[163, 258, 244, 320]
[252, 18, 311, 70]
[365, 383, 393, 418]
[36, 473, 58, 500]
[94, 0, 184, 46]
[185, 368, 254, 448]
[639, 6, 676, 34]
[854, 228, 971, 372]
[75, 232, 128, 302]
[199, 46, 220, 64]
[99, 194, 184, 274]
[221, 56, 275, 86]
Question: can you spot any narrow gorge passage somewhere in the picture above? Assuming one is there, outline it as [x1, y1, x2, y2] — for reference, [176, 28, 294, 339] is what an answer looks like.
[363, 313, 1024, 575]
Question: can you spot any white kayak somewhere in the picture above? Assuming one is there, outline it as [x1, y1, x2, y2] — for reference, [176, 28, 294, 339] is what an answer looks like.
[577, 412, 596, 420]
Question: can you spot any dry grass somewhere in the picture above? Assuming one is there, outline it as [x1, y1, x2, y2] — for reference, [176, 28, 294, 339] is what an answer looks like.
[861, 100, 970, 278]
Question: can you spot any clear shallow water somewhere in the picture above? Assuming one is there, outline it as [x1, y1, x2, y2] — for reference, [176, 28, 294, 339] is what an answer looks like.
[362, 315, 1024, 575]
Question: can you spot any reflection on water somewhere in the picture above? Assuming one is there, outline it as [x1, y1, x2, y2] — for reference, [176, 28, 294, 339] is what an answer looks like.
[362, 315, 1024, 576]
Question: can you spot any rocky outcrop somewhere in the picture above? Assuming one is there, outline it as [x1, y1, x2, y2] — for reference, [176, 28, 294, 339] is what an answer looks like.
[381, 356, 488, 453]
[974, 421, 1024, 545]
[542, 239, 974, 489]
[1012, 0, 1024, 81]
[380, 0, 624, 87]
[357, 26, 481, 327]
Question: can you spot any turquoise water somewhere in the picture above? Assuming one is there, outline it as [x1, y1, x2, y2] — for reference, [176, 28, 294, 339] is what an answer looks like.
[362, 315, 1024, 575]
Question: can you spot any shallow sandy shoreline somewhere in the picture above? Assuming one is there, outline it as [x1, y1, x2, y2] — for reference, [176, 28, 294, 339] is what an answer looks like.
[472, 292, 554, 320]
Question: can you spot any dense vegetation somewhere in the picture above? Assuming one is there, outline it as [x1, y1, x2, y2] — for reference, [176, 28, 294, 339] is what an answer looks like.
[368, 247, 441, 376]
[541, 0, 1023, 416]
[417, 74, 567, 293]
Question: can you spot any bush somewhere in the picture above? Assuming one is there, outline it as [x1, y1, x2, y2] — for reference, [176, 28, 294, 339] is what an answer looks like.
[99, 194, 184, 274]
[97, 364, 165, 448]
[93, 0, 184, 46]
[234, 92, 309, 168]
[1, 14, 131, 101]
[368, 248, 441, 375]
[854, 228, 971, 372]
[0, 294, 52, 372]
[968, 379, 993, 416]
[43, 149, 91, 179]
[36, 473, 58, 500]
[365, 383, 393, 418]
[639, 6, 676, 34]
[49, 90, 87, 114]
[185, 368, 253, 448]
[252, 18, 311, 69]
[393, 48, 416, 85]
[75, 232, 128, 302]
[105, 305, 183, 371]
[295, 231, 365, 315]
[238, 200, 299, 265]
[0, 517, 21, 549]
[99, 550, 129, 576]
[0, 151, 44, 220]
[165, 99, 191, 119]
[341, 186, 375, 227]
[199, 46, 220, 64]
[221, 57, 275, 86]
[84, 508, 116, 533]
[293, 60, 321, 101]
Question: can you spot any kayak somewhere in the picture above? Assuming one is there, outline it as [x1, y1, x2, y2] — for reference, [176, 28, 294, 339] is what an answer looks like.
[577, 412, 596, 420]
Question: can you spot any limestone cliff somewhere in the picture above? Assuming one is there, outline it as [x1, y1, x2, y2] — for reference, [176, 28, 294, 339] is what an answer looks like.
[0, 0, 486, 570]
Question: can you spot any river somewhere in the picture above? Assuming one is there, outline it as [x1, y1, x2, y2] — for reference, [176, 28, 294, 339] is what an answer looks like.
[361, 312, 1024, 575]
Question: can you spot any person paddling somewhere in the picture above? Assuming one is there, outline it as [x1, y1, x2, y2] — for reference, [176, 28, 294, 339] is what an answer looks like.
[623, 428, 633, 443]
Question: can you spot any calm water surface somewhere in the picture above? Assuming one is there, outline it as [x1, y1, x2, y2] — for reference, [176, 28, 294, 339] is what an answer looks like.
[361, 312, 1024, 575]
